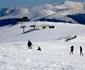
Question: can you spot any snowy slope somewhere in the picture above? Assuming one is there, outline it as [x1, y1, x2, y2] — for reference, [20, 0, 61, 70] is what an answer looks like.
[0, 22, 85, 70]
[0, 21, 85, 43]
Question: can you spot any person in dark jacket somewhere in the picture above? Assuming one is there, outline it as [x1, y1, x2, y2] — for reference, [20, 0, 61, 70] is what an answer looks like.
[70, 45, 74, 54]
[27, 40, 32, 49]
[80, 46, 83, 56]
[37, 46, 41, 51]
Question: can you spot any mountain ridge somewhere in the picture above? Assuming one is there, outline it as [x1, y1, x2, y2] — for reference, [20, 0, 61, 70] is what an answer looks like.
[0, 1, 85, 25]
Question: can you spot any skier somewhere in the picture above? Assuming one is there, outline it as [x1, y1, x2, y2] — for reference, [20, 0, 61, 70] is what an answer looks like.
[70, 45, 74, 54]
[80, 46, 83, 56]
[27, 40, 32, 49]
[37, 46, 41, 51]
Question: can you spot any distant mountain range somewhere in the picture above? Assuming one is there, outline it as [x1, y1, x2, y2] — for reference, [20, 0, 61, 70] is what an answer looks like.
[0, 1, 85, 26]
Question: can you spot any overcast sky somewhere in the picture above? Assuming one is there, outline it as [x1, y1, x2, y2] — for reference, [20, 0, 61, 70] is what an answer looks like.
[0, 0, 85, 8]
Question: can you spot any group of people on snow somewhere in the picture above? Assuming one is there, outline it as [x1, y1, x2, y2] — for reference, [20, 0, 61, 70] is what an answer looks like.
[70, 45, 84, 56]
[27, 40, 41, 51]
[27, 40, 84, 56]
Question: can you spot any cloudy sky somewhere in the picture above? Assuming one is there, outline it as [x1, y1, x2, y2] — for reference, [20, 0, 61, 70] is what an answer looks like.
[0, 0, 84, 8]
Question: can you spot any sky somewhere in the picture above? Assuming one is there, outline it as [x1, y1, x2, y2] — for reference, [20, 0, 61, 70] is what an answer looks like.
[0, 0, 85, 8]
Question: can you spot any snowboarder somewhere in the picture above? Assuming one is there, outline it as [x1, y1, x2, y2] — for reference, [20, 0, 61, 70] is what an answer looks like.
[27, 40, 32, 49]
[70, 45, 74, 54]
[37, 46, 41, 51]
[80, 46, 83, 56]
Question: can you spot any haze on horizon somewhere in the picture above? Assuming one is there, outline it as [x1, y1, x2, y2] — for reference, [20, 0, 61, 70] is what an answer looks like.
[0, 0, 85, 8]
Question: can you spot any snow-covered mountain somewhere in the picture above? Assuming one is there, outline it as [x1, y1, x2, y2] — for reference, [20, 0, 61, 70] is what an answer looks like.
[56, 1, 85, 15]
[0, 1, 85, 24]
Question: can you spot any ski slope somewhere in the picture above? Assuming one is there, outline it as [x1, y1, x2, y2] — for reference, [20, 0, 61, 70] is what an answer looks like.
[0, 22, 85, 70]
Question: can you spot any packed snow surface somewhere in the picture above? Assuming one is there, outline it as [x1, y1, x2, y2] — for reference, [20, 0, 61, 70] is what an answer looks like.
[0, 22, 85, 70]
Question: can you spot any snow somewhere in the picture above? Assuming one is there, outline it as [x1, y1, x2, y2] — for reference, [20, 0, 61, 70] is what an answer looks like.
[40, 9, 56, 15]
[0, 41, 85, 70]
[0, 7, 29, 19]
[0, 21, 85, 70]
[0, 1, 85, 70]
[55, 1, 85, 15]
